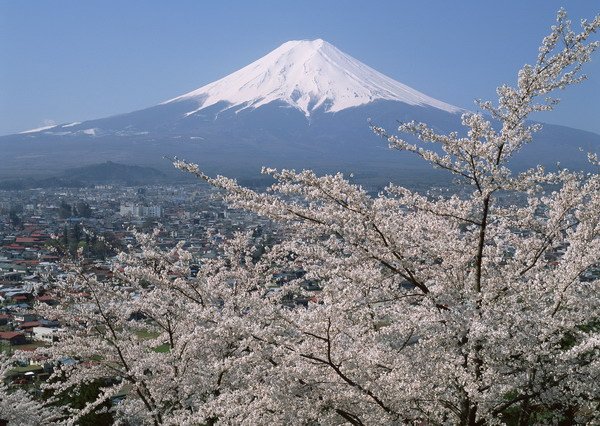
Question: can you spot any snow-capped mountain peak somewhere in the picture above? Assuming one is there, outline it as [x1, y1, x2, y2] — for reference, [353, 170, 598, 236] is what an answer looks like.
[165, 39, 461, 117]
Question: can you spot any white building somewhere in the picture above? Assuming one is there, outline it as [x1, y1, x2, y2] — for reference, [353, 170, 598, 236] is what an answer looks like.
[119, 204, 162, 218]
[32, 326, 64, 343]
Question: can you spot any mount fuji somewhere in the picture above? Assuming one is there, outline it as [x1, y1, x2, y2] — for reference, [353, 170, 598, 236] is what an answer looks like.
[2, 39, 598, 187]
[164, 39, 461, 117]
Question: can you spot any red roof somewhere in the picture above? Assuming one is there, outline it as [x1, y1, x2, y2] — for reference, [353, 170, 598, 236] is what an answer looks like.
[14, 260, 40, 265]
[0, 331, 24, 339]
[19, 321, 41, 329]
[15, 237, 39, 244]
[4, 244, 25, 250]
[36, 295, 56, 302]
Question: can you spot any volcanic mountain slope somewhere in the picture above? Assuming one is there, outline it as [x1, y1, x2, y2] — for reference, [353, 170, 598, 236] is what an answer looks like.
[2, 39, 598, 186]
[164, 39, 461, 117]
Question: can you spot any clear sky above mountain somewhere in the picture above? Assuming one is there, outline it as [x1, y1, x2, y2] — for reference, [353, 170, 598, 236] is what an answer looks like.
[1, 0, 598, 135]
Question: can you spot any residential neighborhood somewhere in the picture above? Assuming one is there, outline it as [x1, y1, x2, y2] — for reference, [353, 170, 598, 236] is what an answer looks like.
[0, 183, 278, 387]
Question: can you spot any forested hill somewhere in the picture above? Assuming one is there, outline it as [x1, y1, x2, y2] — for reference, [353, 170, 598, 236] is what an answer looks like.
[0, 162, 166, 190]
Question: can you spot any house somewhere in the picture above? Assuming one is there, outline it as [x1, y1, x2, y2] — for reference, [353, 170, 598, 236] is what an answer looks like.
[35, 294, 58, 305]
[17, 321, 42, 334]
[0, 271, 24, 284]
[13, 313, 38, 323]
[12, 295, 30, 304]
[14, 237, 39, 246]
[0, 331, 27, 345]
[32, 327, 64, 343]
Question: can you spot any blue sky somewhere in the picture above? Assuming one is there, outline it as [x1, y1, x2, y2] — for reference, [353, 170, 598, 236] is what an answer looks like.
[1, 1, 599, 135]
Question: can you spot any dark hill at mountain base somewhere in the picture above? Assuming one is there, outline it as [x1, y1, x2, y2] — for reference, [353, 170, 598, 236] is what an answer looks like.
[66, 161, 166, 183]
[0, 162, 168, 190]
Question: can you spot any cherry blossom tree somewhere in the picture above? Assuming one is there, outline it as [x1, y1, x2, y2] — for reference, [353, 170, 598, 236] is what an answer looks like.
[0, 356, 61, 425]
[34, 230, 285, 425]
[175, 10, 600, 425]
[1, 9, 598, 426]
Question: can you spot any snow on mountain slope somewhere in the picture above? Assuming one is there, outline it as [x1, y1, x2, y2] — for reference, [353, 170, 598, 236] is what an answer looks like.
[165, 39, 462, 117]
[19, 124, 58, 134]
